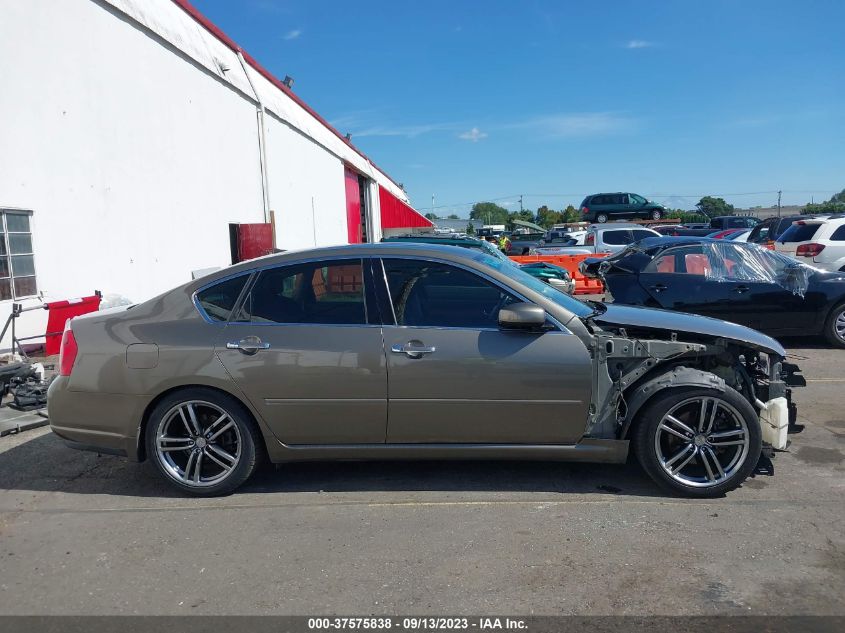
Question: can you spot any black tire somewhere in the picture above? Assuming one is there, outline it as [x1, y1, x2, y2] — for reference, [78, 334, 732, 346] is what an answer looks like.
[823, 302, 845, 349]
[650, 209, 663, 221]
[596, 213, 609, 223]
[632, 386, 761, 497]
[145, 387, 263, 496]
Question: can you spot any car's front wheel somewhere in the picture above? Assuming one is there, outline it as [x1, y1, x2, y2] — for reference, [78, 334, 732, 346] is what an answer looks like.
[596, 213, 609, 223]
[633, 386, 761, 497]
[145, 388, 262, 496]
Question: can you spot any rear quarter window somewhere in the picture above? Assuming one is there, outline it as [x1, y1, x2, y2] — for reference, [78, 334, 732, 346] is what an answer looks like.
[602, 230, 632, 245]
[778, 223, 821, 243]
[195, 274, 249, 322]
[829, 225, 845, 241]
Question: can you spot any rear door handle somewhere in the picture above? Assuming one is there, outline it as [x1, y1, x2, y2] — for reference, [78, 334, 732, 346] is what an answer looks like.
[732, 285, 751, 294]
[650, 283, 668, 293]
[391, 342, 436, 359]
[226, 337, 270, 355]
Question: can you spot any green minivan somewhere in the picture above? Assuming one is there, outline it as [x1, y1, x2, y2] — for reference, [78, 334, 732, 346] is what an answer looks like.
[580, 192, 666, 223]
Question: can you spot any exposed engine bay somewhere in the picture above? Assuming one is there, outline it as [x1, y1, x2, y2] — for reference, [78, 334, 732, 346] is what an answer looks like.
[582, 319, 805, 451]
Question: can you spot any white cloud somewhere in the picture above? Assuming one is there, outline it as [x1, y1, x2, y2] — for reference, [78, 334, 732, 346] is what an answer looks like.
[283, 29, 302, 40]
[508, 113, 636, 138]
[458, 127, 488, 142]
[626, 39, 654, 49]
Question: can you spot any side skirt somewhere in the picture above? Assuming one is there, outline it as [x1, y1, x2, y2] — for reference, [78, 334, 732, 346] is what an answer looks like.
[266, 438, 629, 464]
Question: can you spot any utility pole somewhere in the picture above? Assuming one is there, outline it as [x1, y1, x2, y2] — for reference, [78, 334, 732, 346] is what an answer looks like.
[431, 194, 435, 213]
[777, 190, 782, 217]
[519, 195, 523, 213]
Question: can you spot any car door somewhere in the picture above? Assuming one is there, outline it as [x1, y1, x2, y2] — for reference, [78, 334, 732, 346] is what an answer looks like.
[215, 257, 388, 444]
[637, 244, 806, 332]
[376, 257, 592, 444]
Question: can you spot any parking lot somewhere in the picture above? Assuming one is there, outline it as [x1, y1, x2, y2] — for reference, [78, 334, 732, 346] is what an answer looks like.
[0, 339, 842, 616]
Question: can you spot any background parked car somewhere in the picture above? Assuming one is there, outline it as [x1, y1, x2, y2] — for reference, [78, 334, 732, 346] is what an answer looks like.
[666, 216, 761, 237]
[382, 234, 574, 293]
[775, 216, 845, 272]
[580, 236, 845, 347]
[746, 215, 807, 248]
[531, 225, 660, 256]
[505, 231, 545, 255]
[579, 193, 667, 223]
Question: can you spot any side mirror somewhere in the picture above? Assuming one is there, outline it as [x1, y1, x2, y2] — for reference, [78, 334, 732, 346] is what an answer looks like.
[498, 302, 547, 331]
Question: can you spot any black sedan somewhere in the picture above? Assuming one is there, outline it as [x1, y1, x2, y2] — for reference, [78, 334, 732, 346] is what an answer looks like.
[580, 237, 845, 348]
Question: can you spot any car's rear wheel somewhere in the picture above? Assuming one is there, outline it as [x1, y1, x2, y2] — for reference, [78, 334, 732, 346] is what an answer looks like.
[596, 213, 609, 223]
[633, 386, 761, 497]
[146, 388, 262, 496]
[650, 209, 663, 220]
[823, 302, 845, 349]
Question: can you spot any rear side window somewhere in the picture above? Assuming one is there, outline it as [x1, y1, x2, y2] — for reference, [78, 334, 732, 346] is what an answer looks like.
[592, 195, 605, 205]
[778, 223, 821, 243]
[196, 275, 249, 322]
[602, 230, 632, 245]
[238, 259, 366, 325]
[632, 230, 657, 241]
[829, 225, 845, 241]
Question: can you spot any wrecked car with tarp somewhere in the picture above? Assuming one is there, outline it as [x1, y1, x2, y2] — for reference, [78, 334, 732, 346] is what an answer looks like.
[580, 236, 845, 348]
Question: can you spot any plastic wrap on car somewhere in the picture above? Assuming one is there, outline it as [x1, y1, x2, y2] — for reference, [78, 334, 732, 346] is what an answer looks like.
[704, 242, 812, 297]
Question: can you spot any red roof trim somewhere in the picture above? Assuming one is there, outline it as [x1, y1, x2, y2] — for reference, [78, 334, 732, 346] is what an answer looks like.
[170, 0, 406, 193]
[379, 186, 434, 229]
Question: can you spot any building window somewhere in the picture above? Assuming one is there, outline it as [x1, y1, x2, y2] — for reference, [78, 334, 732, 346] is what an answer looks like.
[0, 210, 37, 300]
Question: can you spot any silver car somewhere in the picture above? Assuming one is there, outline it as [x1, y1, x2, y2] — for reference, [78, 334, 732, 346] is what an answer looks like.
[48, 243, 801, 497]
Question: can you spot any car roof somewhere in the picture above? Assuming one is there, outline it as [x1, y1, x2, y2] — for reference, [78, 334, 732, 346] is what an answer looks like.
[191, 242, 498, 290]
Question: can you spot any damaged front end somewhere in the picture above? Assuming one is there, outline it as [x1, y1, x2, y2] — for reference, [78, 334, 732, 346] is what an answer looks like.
[582, 306, 804, 452]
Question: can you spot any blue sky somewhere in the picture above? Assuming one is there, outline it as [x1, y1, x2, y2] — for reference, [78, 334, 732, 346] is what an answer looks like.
[194, 0, 844, 215]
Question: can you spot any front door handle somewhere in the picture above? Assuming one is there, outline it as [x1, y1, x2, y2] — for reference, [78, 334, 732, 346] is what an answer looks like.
[226, 336, 270, 355]
[650, 283, 668, 293]
[391, 341, 436, 359]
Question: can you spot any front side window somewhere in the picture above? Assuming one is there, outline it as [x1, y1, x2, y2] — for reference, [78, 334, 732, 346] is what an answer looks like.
[239, 259, 366, 325]
[632, 229, 658, 241]
[0, 210, 37, 300]
[630, 194, 647, 205]
[196, 275, 249, 322]
[381, 259, 519, 329]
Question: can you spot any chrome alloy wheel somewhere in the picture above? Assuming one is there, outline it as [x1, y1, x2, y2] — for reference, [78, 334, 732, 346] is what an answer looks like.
[654, 396, 750, 488]
[155, 400, 242, 488]
[834, 309, 845, 344]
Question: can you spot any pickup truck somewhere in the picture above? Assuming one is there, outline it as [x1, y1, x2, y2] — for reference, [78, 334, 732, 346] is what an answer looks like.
[665, 216, 760, 237]
[530, 225, 661, 256]
[505, 231, 545, 255]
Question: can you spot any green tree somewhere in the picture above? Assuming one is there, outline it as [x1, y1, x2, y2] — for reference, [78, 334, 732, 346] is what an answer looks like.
[560, 204, 580, 224]
[470, 202, 510, 225]
[535, 205, 563, 228]
[803, 188, 845, 215]
[424, 212, 439, 220]
[466, 221, 475, 235]
[696, 196, 735, 218]
[446, 214, 460, 219]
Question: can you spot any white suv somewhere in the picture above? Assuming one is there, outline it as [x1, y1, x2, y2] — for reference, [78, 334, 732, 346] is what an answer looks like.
[774, 216, 845, 271]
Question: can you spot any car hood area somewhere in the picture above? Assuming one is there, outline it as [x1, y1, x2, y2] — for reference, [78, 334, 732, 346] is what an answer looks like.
[590, 303, 786, 356]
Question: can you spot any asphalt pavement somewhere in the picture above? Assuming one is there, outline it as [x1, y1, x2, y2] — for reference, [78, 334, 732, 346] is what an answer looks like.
[0, 341, 842, 616]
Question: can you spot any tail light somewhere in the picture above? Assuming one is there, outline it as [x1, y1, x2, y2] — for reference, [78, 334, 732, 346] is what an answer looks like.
[586, 233, 595, 245]
[796, 243, 825, 257]
[59, 327, 78, 376]
[581, 206, 589, 214]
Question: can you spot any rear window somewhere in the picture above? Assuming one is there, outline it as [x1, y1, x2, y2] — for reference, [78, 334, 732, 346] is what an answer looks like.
[778, 223, 821, 243]
[602, 230, 632, 245]
[196, 274, 249, 322]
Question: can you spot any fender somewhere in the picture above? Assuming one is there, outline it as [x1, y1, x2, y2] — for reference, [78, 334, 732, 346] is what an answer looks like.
[619, 366, 726, 439]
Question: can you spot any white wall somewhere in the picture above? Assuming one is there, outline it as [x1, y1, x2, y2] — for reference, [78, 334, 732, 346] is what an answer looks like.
[0, 0, 413, 350]
[263, 117, 347, 251]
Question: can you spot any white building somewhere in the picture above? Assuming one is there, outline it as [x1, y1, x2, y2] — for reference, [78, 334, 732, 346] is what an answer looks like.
[0, 0, 431, 350]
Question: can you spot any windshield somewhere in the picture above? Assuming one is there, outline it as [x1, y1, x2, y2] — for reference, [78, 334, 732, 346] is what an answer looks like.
[470, 251, 594, 318]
